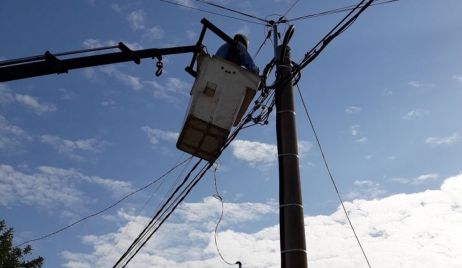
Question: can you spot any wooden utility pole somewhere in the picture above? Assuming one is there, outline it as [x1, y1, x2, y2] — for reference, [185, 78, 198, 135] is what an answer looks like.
[275, 41, 308, 267]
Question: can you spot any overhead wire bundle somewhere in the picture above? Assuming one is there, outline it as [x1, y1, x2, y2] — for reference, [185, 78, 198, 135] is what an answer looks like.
[113, 82, 276, 267]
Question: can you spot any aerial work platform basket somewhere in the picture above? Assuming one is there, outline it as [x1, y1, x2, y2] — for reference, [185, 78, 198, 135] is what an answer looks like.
[177, 53, 261, 161]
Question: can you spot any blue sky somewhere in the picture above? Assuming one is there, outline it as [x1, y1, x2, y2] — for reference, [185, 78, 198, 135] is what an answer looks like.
[1, 0, 462, 267]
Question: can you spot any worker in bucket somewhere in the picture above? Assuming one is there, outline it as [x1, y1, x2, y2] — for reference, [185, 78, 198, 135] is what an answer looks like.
[215, 33, 260, 74]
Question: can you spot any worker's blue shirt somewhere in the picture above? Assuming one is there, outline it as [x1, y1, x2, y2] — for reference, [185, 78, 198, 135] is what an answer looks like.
[215, 42, 259, 74]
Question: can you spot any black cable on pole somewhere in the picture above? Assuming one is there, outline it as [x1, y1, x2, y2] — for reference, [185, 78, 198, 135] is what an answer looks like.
[159, 0, 266, 25]
[195, 0, 269, 24]
[295, 84, 372, 268]
[14, 157, 192, 248]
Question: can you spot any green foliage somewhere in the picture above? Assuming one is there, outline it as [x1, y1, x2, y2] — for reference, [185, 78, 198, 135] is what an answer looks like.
[0, 220, 44, 268]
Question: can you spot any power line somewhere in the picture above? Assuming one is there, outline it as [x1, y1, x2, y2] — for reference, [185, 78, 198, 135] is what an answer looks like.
[159, 0, 266, 25]
[15, 157, 192, 248]
[285, 0, 399, 22]
[113, 87, 273, 267]
[291, 0, 375, 78]
[195, 0, 268, 24]
[282, 0, 301, 18]
[295, 86, 372, 268]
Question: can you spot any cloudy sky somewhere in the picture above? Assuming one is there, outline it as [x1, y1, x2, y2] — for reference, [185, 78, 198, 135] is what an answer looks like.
[1, 0, 462, 267]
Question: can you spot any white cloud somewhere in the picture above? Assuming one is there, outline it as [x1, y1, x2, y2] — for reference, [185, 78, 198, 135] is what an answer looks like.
[144, 77, 191, 102]
[111, 3, 122, 13]
[408, 80, 424, 88]
[351, 125, 360, 136]
[0, 115, 32, 151]
[345, 106, 361, 114]
[403, 109, 427, 120]
[0, 164, 133, 209]
[101, 99, 115, 107]
[452, 75, 462, 83]
[172, 0, 195, 8]
[0, 85, 56, 114]
[391, 173, 439, 185]
[15, 94, 57, 114]
[141, 127, 179, 145]
[62, 174, 462, 267]
[231, 139, 277, 167]
[425, 132, 460, 146]
[127, 9, 146, 31]
[347, 179, 386, 200]
[143, 26, 164, 41]
[40, 134, 109, 160]
[186, 30, 196, 41]
[82, 39, 142, 50]
[414, 173, 439, 184]
[408, 80, 434, 88]
[231, 139, 311, 168]
[355, 137, 367, 144]
[100, 65, 143, 91]
[0, 84, 15, 104]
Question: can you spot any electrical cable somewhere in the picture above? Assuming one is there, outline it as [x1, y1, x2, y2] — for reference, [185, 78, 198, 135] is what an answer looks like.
[113, 158, 204, 268]
[295, 84, 372, 268]
[114, 85, 273, 267]
[285, 0, 399, 23]
[253, 29, 272, 59]
[290, 0, 375, 81]
[14, 157, 192, 248]
[282, 0, 301, 18]
[137, 155, 193, 214]
[195, 0, 269, 24]
[159, 0, 266, 25]
[212, 164, 241, 267]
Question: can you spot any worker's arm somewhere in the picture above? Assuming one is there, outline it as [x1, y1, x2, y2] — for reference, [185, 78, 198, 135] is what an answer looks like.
[236, 43, 259, 74]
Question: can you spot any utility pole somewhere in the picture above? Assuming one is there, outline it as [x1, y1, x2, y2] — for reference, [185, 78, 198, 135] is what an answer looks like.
[274, 25, 308, 268]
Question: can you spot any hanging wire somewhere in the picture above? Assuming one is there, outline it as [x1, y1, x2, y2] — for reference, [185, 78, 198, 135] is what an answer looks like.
[195, 0, 268, 24]
[114, 86, 273, 268]
[14, 157, 192, 248]
[284, 0, 399, 22]
[212, 164, 242, 267]
[159, 0, 266, 25]
[295, 84, 372, 268]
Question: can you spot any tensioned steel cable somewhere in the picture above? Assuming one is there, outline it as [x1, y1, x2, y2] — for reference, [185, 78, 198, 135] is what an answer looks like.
[14, 157, 192, 247]
[295, 84, 372, 268]
[159, 0, 266, 25]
